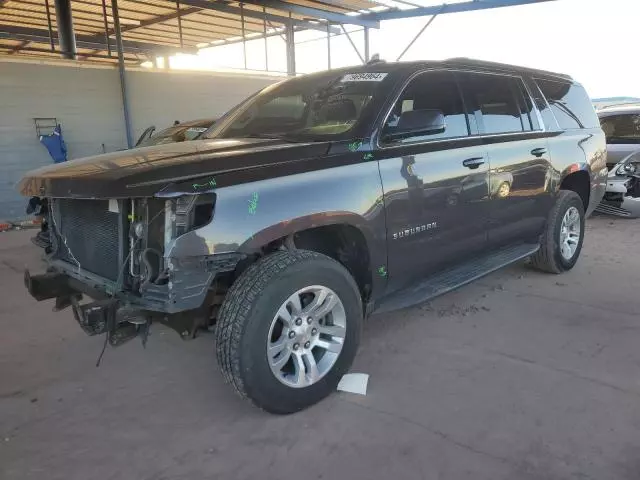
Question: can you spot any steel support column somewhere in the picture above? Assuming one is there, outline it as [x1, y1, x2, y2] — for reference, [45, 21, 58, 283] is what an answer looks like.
[363, 26, 369, 62]
[54, 0, 76, 59]
[285, 16, 295, 76]
[44, 0, 55, 51]
[326, 23, 331, 69]
[262, 7, 268, 71]
[100, 0, 111, 56]
[111, 0, 134, 148]
[240, 3, 247, 69]
[176, 0, 184, 48]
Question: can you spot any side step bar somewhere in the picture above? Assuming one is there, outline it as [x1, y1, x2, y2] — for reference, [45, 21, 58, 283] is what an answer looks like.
[594, 202, 632, 217]
[374, 243, 539, 315]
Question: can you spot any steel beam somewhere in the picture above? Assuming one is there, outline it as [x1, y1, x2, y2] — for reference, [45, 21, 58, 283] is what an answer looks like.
[240, 0, 379, 28]
[111, 0, 134, 148]
[396, 6, 442, 61]
[371, 0, 555, 21]
[341, 25, 364, 64]
[174, 0, 340, 34]
[0, 45, 138, 61]
[54, 0, 76, 59]
[0, 25, 193, 54]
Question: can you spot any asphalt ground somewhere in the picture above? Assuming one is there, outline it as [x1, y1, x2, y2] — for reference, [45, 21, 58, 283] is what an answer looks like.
[1, 212, 640, 480]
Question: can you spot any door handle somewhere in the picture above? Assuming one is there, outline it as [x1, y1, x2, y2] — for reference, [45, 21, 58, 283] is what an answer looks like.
[531, 147, 547, 157]
[462, 157, 485, 169]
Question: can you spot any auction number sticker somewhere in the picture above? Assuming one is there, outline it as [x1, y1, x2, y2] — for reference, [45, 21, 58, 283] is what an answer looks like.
[341, 72, 388, 82]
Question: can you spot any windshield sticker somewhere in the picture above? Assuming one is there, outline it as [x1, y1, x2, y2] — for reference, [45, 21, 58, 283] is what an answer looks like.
[377, 265, 387, 277]
[248, 192, 259, 215]
[348, 140, 363, 152]
[341, 73, 387, 82]
[192, 178, 216, 190]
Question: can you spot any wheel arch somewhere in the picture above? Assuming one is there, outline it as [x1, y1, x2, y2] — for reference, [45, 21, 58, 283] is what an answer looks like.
[559, 168, 590, 210]
[239, 214, 379, 305]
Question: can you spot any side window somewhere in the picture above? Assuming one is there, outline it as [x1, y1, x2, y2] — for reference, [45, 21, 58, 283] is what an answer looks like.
[381, 70, 470, 144]
[459, 73, 526, 134]
[535, 79, 600, 130]
[525, 77, 559, 130]
[600, 114, 640, 144]
[513, 80, 539, 131]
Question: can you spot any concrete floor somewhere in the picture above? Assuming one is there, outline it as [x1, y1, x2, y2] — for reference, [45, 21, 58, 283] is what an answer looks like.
[2, 215, 640, 480]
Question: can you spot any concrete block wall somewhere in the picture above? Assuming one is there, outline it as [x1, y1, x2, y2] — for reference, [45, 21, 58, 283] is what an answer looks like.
[0, 59, 276, 221]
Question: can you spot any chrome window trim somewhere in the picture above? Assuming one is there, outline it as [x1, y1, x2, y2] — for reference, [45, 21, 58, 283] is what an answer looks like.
[375, 67, 546, 151]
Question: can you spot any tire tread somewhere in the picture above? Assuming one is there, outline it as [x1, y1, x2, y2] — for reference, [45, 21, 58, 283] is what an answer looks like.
[530, 190, 583, 274]
[215, 249, 331, 404]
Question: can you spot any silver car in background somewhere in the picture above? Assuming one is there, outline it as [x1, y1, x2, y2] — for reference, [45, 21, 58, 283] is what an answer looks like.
[596, 105, 640, 216]
[598, 104, 640, 168]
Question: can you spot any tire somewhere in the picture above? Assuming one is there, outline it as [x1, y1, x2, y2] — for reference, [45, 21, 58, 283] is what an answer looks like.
[530, 190, 585, 274]
[215, 249, 362, 414]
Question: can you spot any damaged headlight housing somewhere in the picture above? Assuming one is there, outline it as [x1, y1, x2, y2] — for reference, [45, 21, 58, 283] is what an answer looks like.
[616, 162, 637, 176]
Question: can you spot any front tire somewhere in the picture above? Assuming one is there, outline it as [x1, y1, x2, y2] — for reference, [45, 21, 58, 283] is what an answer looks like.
[530, 190, 585, 274]
[215, 249, 362, 414]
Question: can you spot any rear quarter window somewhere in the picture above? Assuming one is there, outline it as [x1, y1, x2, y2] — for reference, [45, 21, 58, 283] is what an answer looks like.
[599, 114, 640, 144]
[535, 78, 599, 130]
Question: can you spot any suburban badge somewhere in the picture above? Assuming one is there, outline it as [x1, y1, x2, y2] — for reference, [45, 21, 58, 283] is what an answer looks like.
[392, 222, 437, 240]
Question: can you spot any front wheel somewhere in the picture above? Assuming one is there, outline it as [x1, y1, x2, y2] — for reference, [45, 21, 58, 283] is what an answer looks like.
[530, 190, 585, 274]
[215, 249, 362, 414]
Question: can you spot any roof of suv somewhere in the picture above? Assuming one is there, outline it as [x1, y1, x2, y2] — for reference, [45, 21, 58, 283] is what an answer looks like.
[597, 104, 640, 117]
[307, 57, 573, 82]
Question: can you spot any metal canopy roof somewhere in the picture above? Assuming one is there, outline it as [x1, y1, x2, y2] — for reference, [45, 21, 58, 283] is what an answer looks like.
[0, 0, 555, 64]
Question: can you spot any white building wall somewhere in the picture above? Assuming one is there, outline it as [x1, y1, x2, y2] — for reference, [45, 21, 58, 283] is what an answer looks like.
[0, 59, 276, 221]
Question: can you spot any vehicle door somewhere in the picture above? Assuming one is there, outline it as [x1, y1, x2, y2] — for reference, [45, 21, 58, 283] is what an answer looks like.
[376, 70, 490, 292]
[599, 113, 640, 167]
[458, 71, 551, 247]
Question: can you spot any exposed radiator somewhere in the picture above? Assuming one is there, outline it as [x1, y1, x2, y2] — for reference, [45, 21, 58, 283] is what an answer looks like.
[51, 199, 124, 281]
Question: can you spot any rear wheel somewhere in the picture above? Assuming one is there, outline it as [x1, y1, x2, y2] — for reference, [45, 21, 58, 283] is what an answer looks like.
[215, 249, 362, 414]
[530, 190, 585, 273]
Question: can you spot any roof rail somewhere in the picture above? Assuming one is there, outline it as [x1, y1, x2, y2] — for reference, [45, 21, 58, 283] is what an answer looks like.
[444, 57, 572, 80]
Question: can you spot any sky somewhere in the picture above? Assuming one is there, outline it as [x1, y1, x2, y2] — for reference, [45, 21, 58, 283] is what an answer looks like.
[167, 0, 640, 99]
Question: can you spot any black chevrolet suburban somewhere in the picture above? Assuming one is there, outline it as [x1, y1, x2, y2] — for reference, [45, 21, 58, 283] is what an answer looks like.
[19, 59, 607, 413]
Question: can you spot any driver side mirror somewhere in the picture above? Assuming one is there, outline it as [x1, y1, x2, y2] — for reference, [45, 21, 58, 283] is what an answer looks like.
[384, 109, 446, 142]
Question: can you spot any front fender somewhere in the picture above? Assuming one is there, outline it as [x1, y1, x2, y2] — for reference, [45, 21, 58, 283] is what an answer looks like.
[166, 160, 388, 297]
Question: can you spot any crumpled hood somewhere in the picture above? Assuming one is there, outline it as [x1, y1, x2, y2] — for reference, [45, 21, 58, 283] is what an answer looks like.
[18, 138, 331, 198]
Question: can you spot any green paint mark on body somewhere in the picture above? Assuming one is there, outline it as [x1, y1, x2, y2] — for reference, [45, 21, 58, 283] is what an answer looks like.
[378, 265, 387, 277]
[348, 140, 363, 152]
[363, 153, 374, 161]
[192, 178, 217, 190]
[248, 192, 259, 214]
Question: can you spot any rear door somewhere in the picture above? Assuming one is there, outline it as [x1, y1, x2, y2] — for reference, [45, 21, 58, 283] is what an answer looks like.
[599, 113, 640, 167]
[377, 70, 490, 292]
[458, 72, 552, 247]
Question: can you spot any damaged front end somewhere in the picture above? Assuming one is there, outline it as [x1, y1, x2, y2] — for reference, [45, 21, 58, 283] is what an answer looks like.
[597, 149, 640, 217]
[25, 194, 244, 347]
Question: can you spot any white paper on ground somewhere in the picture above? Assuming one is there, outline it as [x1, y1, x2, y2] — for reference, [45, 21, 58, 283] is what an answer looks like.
[337, 373, 369, 396]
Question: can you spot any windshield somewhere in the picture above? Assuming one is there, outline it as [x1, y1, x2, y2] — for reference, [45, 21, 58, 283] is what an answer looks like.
[138, 123, 211, 147]
[206, 71, 389, 141]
